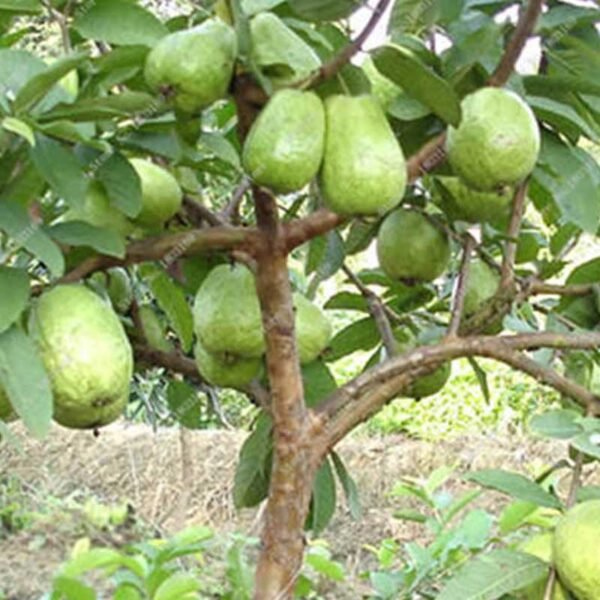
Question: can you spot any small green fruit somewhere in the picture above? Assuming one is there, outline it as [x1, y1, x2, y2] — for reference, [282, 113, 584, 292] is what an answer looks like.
[243, 89, 325, 193]
[62, 184, 134, 237]
[250, 12, 320, 88]
[129, 158, 182, 227]
[30, 285, 133, 429]
[518, 533, 567, 600]
[0, 386, 16, 422]
[447, 88, 540, 191]
[144, 18, 237, 113]
[193, 264, 265, 358]
[138, 304, 173, 353]
[463, 259, 500, 317]
[377, 209, 451, 282]
[435, 176, 513, 228]
[106, 268, 133, 314]
[362, 56, 402, 112]
[293, 293, 332, 364]
[554, 500, 600, 600]
[321, 95, 407, 215]
[194, 341, 262, 389]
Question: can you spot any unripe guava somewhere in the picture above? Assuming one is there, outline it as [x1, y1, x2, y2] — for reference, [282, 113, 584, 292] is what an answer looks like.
[392, 329, 451, 399]
[554, 500, 600, 600]
[193, 264, 265, 358]
[29, 285, 133, 429]
[62, 183, 134, 237]
[377, 209, 451, 282]
[243, 89, 325, 193]
[144, 18, 237, 113]
[518, 533, 568, 600]
[138, 304, 173, 353]
[362, 56, 402, 112]
[321, 95, 407, 215]
[463, 259, 500, 317]
[435, 176, 513, 228]
[194, 341, 262, 389]
[447, 88, 540, 191]
[106, 268, 133, 314]
[0, 386, 16, 422]
[293, 293, 332, 364]
[129, 158, 182, 227]
[250, 12, 320, 88]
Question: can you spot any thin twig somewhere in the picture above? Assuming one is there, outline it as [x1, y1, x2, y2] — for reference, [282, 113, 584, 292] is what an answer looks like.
[183, 196, 226, 227]
[220, 177, 252, 223]
[448, 235, 475, 337]
[342, 264, 397, 357]
[501, 179, 529, 289]
[298, 0, 393, 89]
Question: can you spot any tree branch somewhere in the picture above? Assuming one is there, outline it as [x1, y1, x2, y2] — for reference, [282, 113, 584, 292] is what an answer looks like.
[299, 0, 393, 89]
[528, 281, 597, 298]
[343, 264, 397, 356]
[183, 196, 226, 227]
[283, 208, 345, 251]
[448, 235, 475, 337]
[406, 132, 447, 183]
[488, 0, 546, 87]
[501, 179, 529, 289]
[220, 177, 252, 223]
[315, 331, 600, 451]
[134, 343, 202, 381]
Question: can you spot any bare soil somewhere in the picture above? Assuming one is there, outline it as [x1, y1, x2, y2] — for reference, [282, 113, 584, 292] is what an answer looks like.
[0, 423, 594, 598]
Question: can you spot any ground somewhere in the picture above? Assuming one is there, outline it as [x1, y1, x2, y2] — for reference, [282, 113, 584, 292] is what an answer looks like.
[0, 422, 594, 598]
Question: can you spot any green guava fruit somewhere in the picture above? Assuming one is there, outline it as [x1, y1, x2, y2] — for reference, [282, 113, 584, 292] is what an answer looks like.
[293, 293, 332, 364]
[392, 329, 452, 399]
[446, 88, 540, 191]
[361, 56, 402, 112]
[250, 12, 320, 88]
[242, 89, 325, 193]
[554, 500, 600, 600]
[377, 209, 451, 282]
[138, 304, 173, 353]
[194, 341, 262, 389]
[518, 533, 568, 600]
[193, 264, 265, 358]
[463, 259, 500, 317]
[435, 176, 513, 228]
[0, 386, 16, 422]
[144, 18, 237, 113]
[129, 158, 182, 227]
[62, 183, 134, 237]
[29, 285, 133, 429]
[320, 94, 407, 215]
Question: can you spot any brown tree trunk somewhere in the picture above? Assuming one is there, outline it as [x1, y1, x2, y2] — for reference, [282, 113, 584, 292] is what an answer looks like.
[252, 188, 317, 598]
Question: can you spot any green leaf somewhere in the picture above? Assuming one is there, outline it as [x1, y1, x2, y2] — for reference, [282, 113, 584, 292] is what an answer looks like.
[302, 360, 337, 408]
[344, 219, 378, 256]
[166, 380, 204, 430]
[61, 548, 124, 577]
[372, 45, 461, 126]
[577, 485, 600, 502]
[30, 134, 88, 210]
[529, 409, 583, 440]
[40, 92, 156, 122]
[467, 357, 490, 403]
[0, 0, 41, 14]
[0, 201, 64, 276]
[307, 458, 336, 534]
[51, 576, 97, 600]
[0, 266, 29, 333]
[233, 412, 272, 508]
[464, 469, 562, 509]
[306, 230, 345, 281]
[325, 317, 379, 361]
[331, 450, 361, 519]
[2, 116, 35, 145]
[0, 326, 52, 438]
[305, 551, 345, 582]
[154, 573, 200, 600]
[498, 500, 538, 535]
[73, 0, 168, 47]
[388, 0, 437, 36]
[47, 221, 126, 259]
[393, 508, 428, 523]
[96, 152, 142, 218]
[324, 291, 368, 312]
[198, 132, 241, 169]
[139, 265, 194, 353]
[437, 549, 549, 600]
[14, 51, 88, 113]
[570, 431, 600, 460]
[289, 0, 362, 22]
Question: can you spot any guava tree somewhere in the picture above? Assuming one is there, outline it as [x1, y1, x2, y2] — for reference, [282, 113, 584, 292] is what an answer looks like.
[1, 0, 600, 597]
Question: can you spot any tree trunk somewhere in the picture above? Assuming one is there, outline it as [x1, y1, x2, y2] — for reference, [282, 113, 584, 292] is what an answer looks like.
[252, 189, 316, 598]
